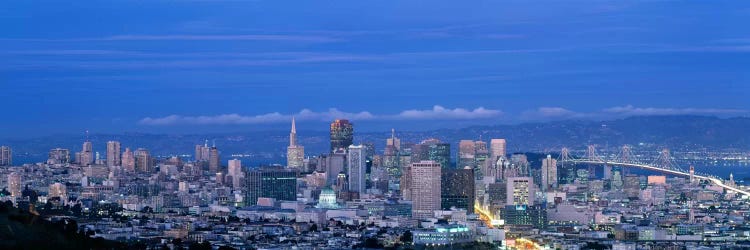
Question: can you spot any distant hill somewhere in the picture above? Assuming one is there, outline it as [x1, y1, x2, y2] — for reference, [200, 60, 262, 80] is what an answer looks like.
[0, 202, 123, 249]
[3, 115, 749, 166]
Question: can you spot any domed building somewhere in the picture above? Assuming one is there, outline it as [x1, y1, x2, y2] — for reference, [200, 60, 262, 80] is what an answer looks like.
[316, 187, 339, 209]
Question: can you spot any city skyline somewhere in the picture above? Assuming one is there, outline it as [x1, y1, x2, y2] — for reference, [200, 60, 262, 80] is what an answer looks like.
[1, 1, 749, 249]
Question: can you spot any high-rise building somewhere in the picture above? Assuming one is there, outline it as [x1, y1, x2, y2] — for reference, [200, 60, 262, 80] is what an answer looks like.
[195, 140, 210, 162]
[228, 159, 243, 189]
[49, 182, 67, 201]
[106, 141, 121, 167]
[47, 148, 70, 164]
[490, 139, 506, 161]
[0, 146, 11, 166]
[326, 150, 346, 185]
[507, 177, 534, 206]
[474, 141, 489, 180]
[400, 164, 412, 200]
[441, 166, 475, 213]
[422, 139, 451, 169]
[7, 172, 21, 198]
[347, 145, 366, 196]
[458, 140, 476, 169]
[121, 148, 135, 172]
[329, 119, 354, 152]
[209, 146, 220, 173]
[245, 167, 298, 206]
[541, 155, 558, 191]
[411, 161, 442, 220]
[78, 141, 94, 165]
[386, 128, 401, 150]
[287, 117, 305, 169]
[134, 148, 152, 173]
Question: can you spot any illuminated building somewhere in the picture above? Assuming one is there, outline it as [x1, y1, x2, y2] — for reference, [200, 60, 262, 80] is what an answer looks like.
[106, 141, 121, 167]
[329, 119, 353, 152]
[0, 146, 11, 166]
[286, 117, 305, 169]
[411, 160, 441, 220]
[347, 145, 366, 195]
[245, 167, 297, 206]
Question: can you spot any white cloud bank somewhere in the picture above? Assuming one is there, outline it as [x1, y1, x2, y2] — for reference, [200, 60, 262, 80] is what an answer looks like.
[521, 105, 748, 121]
[139, 105, 502, 126]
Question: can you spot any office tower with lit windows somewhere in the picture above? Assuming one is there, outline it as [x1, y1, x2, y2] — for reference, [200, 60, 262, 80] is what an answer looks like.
[507, 177, 534, 206]
[541, 155, 558, 191]
[121, 148, 135, 172]
[490, 139, 506, 161]
[287, 117, 305, 169]
[347, 145, 366, 196]
[0, 146, 11, 166]
[209, 146, 220, 173]
[228, 159, 243, 189]
[245, 167, 298, 206]
[106, 141, 121, 167]
[49, 182, 67, 202]
[458, 140, 475, 169]
[329, 119, 353, 152]
[441, 166, 475, 213]
[411, 160, 442, 220]
[134, 148, 152, 173]
[418, 139, 451, 169]
[7, 172, 21, 198]
[77, 141, 94, 165]
[326, 150, 346, 185]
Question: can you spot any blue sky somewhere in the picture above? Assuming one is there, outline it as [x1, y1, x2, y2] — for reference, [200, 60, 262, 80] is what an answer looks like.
[1, 1, 749, 137]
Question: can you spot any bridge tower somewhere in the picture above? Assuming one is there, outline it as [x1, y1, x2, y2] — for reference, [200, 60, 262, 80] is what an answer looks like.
[558, 147, 575, 184]
[615, 145, 637, 176]
[689, 165, 695, 184]
[585, 145, 602, 178]
[652, 148, 682, 172]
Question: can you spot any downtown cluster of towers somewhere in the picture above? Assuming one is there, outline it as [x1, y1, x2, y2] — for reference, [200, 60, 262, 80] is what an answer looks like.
[284, 118, 561, 221]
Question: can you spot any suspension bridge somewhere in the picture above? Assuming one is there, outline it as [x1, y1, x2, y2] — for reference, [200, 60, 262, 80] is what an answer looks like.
[558, 145, 750, 197]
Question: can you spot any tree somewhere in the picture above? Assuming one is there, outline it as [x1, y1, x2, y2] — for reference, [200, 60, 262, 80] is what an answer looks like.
[309, 223, 318, 232]
[400, 230, 413, 244]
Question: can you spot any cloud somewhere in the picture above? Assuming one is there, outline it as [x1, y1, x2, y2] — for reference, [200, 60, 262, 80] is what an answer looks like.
[521, 105, 748, 121]
[603, 105, 748, 116]
[138, 105, 502, 125]
[394, 105, 502, 120]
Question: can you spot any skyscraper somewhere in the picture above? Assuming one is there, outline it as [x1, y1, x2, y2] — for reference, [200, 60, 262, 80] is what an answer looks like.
[441, 166, 475, 213]
[411, 161, 442, 220]
[228, 159, 243, 189]
[490, 139, 506, 161]
[134, 148, 152, 173]
[347, 145, 366, 196]
[329, 119, 353, 152]
[121, 147, 135, 172]
[78, 141, 94, 165]
[245, 167, 298, 206]
[458, 140, 476, 169]
[541, 155, 558, 191]
[209, 146, 220, 173]
[0, 146, 11, 166]
[7, 172, 21, 198]
[507, 177, 534, 206]
[326, 150, 346, 185]
[287, 117, 305, 169]
[420, 139, 451, 169]
[195, 140, 210, 162]
[106, 141, 121, 167]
